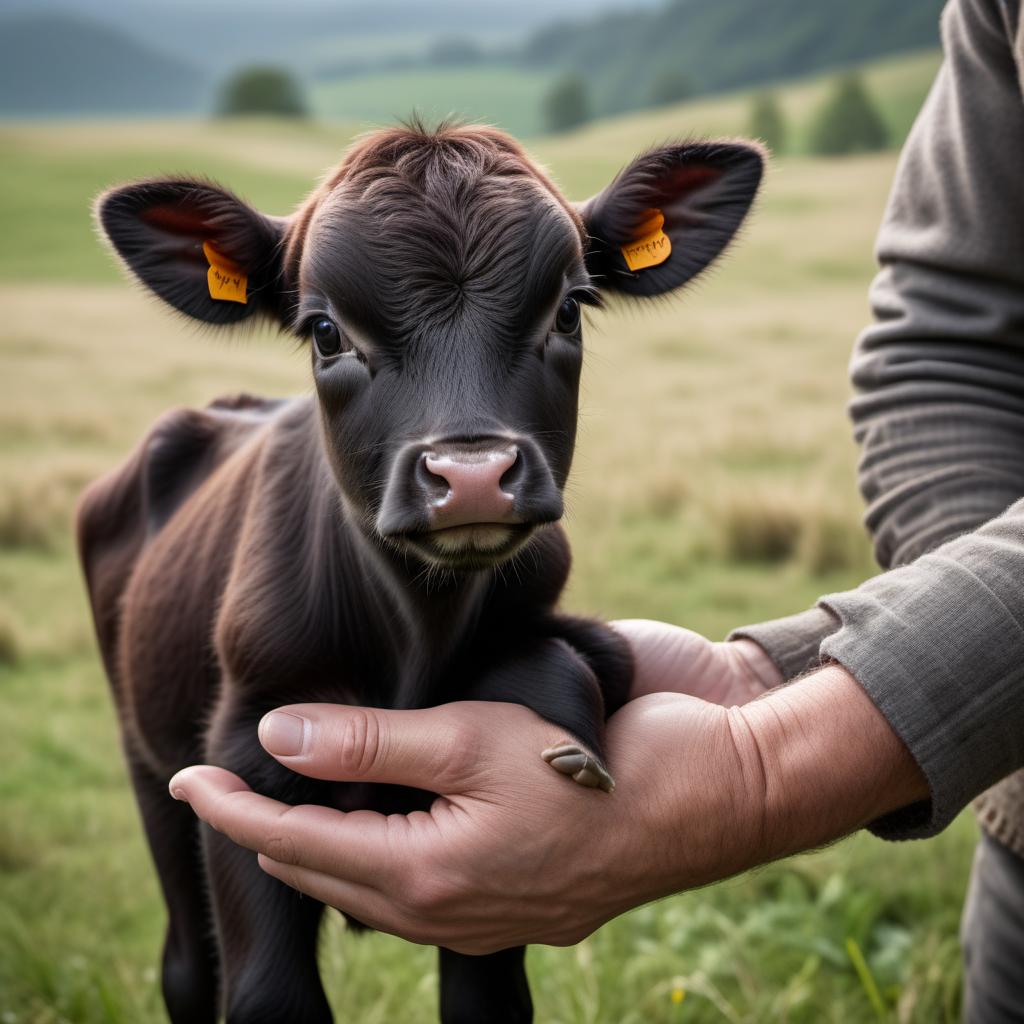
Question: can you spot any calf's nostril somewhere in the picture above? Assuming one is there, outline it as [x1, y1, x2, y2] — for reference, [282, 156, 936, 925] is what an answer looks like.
[417, 452, 452, 504]
[498, 447, 523, 495]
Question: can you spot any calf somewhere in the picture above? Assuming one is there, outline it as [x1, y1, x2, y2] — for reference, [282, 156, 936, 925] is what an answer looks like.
[78, 121, 763, 1024]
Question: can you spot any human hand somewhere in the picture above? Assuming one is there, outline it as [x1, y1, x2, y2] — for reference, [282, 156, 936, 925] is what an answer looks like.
[613, 618, 783, 704]
[169, 666, 928, 954]
[170, 694, 762, 954]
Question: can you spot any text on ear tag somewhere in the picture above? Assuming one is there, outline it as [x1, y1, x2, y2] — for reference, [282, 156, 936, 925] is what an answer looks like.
[621, 208, 672, 271]
[203, 241, 248, 304]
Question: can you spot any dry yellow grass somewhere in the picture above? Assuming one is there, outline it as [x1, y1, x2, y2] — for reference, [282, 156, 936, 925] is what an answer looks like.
[1, 117, 365, 179]
[0, 602, 21, 665]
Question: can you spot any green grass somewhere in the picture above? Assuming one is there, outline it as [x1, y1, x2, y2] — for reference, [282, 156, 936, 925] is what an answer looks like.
[0, 118, 364, 283]
[0, 47, 976, 1024]
[311, 66, 559, 138]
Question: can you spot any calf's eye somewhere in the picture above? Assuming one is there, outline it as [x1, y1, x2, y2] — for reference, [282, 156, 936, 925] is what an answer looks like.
[312, 317, 344, 357]
[554, 296, 581, 335]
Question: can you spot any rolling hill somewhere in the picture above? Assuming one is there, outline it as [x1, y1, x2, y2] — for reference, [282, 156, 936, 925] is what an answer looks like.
[0, 11, 207, 116]
[523, 0, 947, 116]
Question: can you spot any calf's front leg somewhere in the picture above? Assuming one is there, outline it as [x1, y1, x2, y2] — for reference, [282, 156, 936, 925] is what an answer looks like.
[436, 628, 628, 1023]
[203, 703, 334, 1024]
[439, 946, 532, 1024]
[462, 622, 631, 793]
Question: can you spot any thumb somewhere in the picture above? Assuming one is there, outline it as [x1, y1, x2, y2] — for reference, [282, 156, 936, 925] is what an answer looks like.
[258, 702, 482, 791]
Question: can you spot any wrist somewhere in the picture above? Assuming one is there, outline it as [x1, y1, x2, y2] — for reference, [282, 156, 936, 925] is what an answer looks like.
[604, 695, 768, 901]
[728, 665, 930, 864]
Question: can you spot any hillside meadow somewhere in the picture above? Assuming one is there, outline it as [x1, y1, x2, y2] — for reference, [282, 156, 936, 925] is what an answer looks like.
[0, 63, 973, 1024]
[311, 67, 558, 139]
[308, 48, 941, 150]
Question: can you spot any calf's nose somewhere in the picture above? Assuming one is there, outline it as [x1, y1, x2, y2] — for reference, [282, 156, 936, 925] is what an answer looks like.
[423, 446, 519, 529]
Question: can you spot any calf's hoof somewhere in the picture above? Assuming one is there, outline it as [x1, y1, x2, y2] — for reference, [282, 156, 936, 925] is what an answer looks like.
[541, 743, 615, 793]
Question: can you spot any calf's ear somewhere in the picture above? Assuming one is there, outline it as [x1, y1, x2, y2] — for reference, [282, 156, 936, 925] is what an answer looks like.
[578, 140, 764, 298]
[95, 178, 289, 326]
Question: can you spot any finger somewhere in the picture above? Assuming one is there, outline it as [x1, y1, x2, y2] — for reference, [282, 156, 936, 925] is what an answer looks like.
[168, 764, 402, 886]
[257, 702, 484, 791]
[257, 856, 495, 953]
[256, 855, 432, 943]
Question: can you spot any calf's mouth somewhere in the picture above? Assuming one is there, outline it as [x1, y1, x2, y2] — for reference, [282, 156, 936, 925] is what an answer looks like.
[400, 521, 538, 571]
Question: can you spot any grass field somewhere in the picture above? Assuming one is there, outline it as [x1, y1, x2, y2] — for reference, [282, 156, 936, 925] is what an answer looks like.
[311, 67, 559, 139]
[0, 51, 975, 1024]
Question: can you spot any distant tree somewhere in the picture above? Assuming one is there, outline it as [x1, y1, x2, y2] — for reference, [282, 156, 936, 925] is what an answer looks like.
[428, 37, 483, 67]
[748, 91, 786, 154]
[217, 66, 307, 118]
[543, 73, 590, 133]
[808, 73, 888, 155]
[647, 69, 694, 108]
[521, 20, 576, 67]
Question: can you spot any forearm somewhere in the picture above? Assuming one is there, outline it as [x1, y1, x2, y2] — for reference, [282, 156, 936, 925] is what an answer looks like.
[725, 495, 1024, 849]
[731, 665, 930, 865]
[621, 665, 930, 899]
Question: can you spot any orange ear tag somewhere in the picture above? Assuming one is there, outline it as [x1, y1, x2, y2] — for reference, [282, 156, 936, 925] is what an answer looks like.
[620, 209, 672, 271]
[203, 241, 248, 304]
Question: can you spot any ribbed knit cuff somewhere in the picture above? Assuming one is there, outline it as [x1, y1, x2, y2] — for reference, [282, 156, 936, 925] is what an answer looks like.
[727, 606, 840, 681]
[821, 547, 1024, 841]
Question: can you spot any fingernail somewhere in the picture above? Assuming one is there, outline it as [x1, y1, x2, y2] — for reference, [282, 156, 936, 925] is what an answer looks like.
[260, 711, 308, 757]
[170, 787, 187, 802]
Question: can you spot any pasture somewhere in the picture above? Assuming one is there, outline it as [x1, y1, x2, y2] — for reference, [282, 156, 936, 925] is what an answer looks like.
[307, 48, 941, 151]
[311, 67, 558, 139]
[0, 60, 973, 1024]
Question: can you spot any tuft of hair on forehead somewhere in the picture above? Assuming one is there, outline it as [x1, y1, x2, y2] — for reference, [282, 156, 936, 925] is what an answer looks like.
[283, 119, 585, 340]
[327, 116, 568, 200]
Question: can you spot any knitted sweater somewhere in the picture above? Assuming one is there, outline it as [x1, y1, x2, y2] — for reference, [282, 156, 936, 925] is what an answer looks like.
[732, 0, 1024, 857]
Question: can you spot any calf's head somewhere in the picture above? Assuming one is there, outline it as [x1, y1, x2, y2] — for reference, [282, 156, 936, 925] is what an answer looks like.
[97, 123, 762, 570]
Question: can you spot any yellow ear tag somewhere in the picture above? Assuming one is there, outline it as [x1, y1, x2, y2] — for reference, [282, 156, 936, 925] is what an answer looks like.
[202, 241, 248, 304]
[620, 208, 672, 271]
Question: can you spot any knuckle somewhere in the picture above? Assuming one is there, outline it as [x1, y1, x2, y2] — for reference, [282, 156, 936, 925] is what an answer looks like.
[262, 831, 299, 865]
[335, 708, 384, 778]
[436, 713, 482, 784]
[261, 803, 309, 865]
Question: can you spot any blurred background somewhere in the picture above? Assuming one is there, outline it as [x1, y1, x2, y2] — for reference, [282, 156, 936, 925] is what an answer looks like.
[0, 1, 971, 1022]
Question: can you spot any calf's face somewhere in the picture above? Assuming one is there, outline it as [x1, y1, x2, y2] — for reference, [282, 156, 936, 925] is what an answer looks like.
[97, 125, 763, 570]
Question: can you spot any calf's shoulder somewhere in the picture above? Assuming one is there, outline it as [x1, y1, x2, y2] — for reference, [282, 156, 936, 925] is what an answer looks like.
[76, 393, 289, 675]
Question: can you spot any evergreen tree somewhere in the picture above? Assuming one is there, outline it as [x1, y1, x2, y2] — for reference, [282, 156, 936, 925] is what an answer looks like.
[217, 67, 307, 118]
[748, 91, 786, 154]
[543, 74, 590, 133]
[808, 73, 888, 155]
[647, 69, 694, 108]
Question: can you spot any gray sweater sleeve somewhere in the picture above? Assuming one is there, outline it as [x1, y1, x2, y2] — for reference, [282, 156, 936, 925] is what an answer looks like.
[735, 0, 1024, 837]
